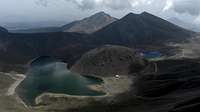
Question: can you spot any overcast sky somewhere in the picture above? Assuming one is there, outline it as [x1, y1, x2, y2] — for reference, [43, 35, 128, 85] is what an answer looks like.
[0, 0, 200, 24]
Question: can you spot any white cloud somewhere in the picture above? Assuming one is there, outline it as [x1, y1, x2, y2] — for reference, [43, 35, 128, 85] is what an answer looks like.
[65, 0, 162, 10]
[35, 0, 49, 7]
[1, 0, 200, 24]
[66, 0, 97, 10]
[130, 1, 139, 7]
[172, 0, 200, 16]
[163, 0, 173, 11]
[194, 16, 200, 24]
[103, 0, 132, 10]
[34, 0, 200, 18]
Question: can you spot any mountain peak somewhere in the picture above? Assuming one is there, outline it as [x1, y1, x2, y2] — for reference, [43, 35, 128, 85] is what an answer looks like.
[0, 26, 8, 33]
[94, 11, 194, 46]
[125, 12, 138, 16]
[90, 11, 113, 19]
[122, 13, 138, 19]
[94, 11, 107, 15]
[123, 11, 152, 18]
[140, 11, 156, 17]
[62, 11, 117, 34]
[141, 11, 150, 15]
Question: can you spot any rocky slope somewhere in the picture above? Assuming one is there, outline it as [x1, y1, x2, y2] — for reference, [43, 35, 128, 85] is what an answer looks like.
[0, 32, 94, 72]
[62, 12, 117, 34]
[93, 12, 195, 47]
[71, 45, 148, 76]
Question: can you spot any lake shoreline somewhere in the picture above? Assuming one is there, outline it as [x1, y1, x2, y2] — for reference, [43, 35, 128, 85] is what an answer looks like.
[6, 74, 26, 96]
[33, 75, 133, 111]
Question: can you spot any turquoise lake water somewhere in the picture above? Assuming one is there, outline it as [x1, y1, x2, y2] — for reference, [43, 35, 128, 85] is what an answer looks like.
[142, 51, 161, 59]
[17, 57, 104, 105]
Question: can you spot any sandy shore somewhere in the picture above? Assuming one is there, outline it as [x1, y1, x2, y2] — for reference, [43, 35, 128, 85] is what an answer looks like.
[89, 75, 133, 96]
[1, 72, 30, 110]
[36, 75, 133, 102]
[34, 75, 133, 111]
[4, 73, 26, 96]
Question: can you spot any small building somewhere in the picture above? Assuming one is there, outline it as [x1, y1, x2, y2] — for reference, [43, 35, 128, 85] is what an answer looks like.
[115, 75, 120, 78]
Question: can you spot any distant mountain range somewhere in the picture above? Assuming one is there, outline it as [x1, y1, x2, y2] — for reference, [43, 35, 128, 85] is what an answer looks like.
[10, 27, 61, 33]
[0, 11, 197, 72]
[10, 12, 117, 34]
[2, 21, 66, 31]
[0, 26, 8, 37]
[0, 26, 8, 33]
[168, 17, 200, 32]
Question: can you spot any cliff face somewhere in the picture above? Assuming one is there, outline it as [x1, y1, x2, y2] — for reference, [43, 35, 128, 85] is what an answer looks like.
[71, 45, 148, 76]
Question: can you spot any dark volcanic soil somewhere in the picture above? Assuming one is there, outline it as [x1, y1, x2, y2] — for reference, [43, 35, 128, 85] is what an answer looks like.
[67, 58, 200, 112]
[71, 45, 148, 76]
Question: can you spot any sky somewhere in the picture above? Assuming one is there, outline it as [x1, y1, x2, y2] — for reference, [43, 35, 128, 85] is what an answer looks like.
[0, 0, 200, 25]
